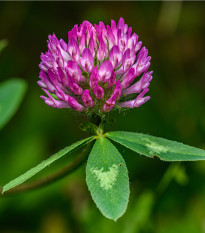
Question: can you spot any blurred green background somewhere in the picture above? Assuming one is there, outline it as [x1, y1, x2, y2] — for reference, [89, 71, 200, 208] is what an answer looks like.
[0, 1, 205, 233]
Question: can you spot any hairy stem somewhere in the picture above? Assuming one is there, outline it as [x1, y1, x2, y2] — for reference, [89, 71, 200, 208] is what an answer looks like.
[1, 143, 92, 196]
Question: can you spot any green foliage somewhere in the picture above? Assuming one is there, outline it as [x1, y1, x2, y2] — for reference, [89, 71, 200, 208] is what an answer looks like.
[2, 136, 94, 194]
[2, 128, 205, 221]
[1, 2, 205, 232]
[86, 137, 129, 221]
[0, 78, 27, 130]
[122, 191, 155, 233]
[0, 39, 8, 53]
[106, 131, 205, 161]
[157, 163, 188, 193]
[2, 129, 205, 220]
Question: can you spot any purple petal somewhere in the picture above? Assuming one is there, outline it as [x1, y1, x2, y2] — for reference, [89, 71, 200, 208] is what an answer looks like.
[135, 41, 142, 54]
[127, 27, 132, 38]
[37, 80, 47, 89]
[122, 49, 136, 72]
[136, 61, 150, 76]
[39, 63, 48, 72]
[109, 45, 122, 69]
[102, 97, 116, 112]
[89, 34, 96, 57]
[47, 69, 61, 88]
[66, 60, 85, 83]
[68, 24, 78, 41]
[60, 39, 67, 51]
[111, 19, 118, 41]
[79, 27, 86, 52]
[134, 88, 150, 107]
[48, 34, 69, 62]
[119, 88, 150, 108]
[118, 33, 127, 52]
[97, 34, 108, 62]
[89, 66, 98, 89]
[67, 38, 80, 62]
[55, 86, 66, 101]
[123, 71, 153, 95]
[82, 89, 95, 108]
[102, 81, 122, 112]
[121, 68, 136, 89]
[56, 67, 68, 87]
[117, 18, 125, 32]
[95, 21, 107, 39]
[67, 96, 85, 112]
[40, 53, 53, 69]
[106, 25, 115, 49]
[39, 71, 56, 93]
[111, 80, 122, 101]
[94, 85, 104, 99]
[41, 89, 70, 109]
[127, 33, 140, 54]
[56, 52, 64, 68]
[65, 72, 83, 95]
[117, 99, 135, 108]
[107, 71, 116, 89]
[80, 48, 94, 73]
[98, 60, 113, 82]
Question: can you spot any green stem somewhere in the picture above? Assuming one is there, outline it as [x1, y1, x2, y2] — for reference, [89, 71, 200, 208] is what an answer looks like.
[1, 144, 92, 196]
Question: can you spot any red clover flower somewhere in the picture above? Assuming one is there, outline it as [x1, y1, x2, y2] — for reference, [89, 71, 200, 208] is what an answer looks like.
[38, 18, 153, 114]
[4, 16, 205, 225]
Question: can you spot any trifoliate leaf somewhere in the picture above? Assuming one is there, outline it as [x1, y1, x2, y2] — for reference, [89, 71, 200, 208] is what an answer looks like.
[2, 136, 94, 194]
[86, 137, 129, 221]
[107, 131, 205, 161]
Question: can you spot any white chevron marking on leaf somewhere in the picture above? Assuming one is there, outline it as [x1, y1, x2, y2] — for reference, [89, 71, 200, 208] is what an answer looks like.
[90, 164, 119, 190]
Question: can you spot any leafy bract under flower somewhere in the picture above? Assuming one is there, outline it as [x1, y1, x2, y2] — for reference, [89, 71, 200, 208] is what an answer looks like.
[38, 18, 153, 113]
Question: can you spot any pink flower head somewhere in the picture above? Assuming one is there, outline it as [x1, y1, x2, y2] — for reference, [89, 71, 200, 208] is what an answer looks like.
[38, 18, 153, 113]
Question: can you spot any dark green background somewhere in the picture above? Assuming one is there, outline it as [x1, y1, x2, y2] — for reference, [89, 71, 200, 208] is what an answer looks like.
[0, 1, 205, 233]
